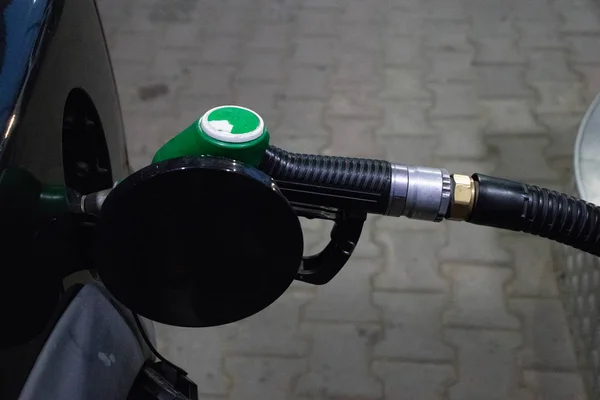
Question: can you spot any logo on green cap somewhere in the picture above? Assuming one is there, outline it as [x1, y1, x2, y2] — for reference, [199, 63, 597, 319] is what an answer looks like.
[207, 106, 261, 135]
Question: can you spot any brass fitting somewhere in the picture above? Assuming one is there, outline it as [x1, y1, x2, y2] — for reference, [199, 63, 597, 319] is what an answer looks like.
[448, 174, 475, 221]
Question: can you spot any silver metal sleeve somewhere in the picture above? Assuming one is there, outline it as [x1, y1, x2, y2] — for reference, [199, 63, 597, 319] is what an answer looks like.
[386, 164, 451, 222]
[80, 188, 112, 215]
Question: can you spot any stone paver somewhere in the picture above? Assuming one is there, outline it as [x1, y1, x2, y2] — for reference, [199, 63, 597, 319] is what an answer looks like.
[380, 68, 432, 101]
[540, 114, 582, 159]
[424, 20, 472, 52]
[376, 102, 435, 137]
[433, 118, 488, 159]
[532, 81, 587, 114]
[295, 323, 383, 399]
[379, 136, 438, 166]
[439, 223, 511, 264]
[474, 37, 527, 64]
[429, 83, 478, 118]
[481, 99, 545, 134]
[304, 259, 382, 323]
[374, 293, 453, 361]
[445, 329, 534, 400]
[442, 264, 520, 330]
[225, 357, 305, 400]
[276, 99, 328, 137]
[287, 67, 332, 99]
[510, 298, 578, 369]
[527, 49, 578, 81]
[524, 371, 586, 400]
[153, 324, 230, 396]
[427, 50, 474, 82]
[502, 235, 559, 298]
[97, 0, 592, 397]
[516, 21, 566, 49]
[374, 361, 454, 400]
[475, 65, 532, 99]
[374, 230, 447, 291]
[486, 136, 561, 182]
[326, 118, 382, 158]
[221, 291, 312, 357]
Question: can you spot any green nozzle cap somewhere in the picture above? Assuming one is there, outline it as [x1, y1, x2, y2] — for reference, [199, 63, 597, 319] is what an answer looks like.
[153, 105, 270, 167]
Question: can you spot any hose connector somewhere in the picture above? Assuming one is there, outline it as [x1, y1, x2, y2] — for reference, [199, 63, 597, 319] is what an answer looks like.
[447, 174, 476, 221]
[387, 164, 451, 222]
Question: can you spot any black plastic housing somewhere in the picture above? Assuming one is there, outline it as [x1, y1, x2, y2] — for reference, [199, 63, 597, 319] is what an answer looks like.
[260, 146, 392, 215]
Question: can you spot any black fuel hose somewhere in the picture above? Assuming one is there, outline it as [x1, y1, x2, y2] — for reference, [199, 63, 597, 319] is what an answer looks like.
[468, 174, 600, 257]
[261, 149, 600, 256]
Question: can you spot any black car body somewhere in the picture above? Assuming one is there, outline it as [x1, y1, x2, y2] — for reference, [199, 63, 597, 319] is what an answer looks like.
[0, 0, 130, 397]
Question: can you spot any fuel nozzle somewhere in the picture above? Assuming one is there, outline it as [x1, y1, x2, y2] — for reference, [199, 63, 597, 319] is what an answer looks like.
[76, 103, 600, 259]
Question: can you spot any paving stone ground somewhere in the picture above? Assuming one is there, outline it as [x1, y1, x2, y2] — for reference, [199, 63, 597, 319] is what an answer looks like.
[97, 0, 600, 398]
